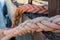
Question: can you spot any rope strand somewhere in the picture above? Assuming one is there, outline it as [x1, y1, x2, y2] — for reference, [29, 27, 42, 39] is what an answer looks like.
[11, 4, 48, 28]
[1, 15, 60, 40]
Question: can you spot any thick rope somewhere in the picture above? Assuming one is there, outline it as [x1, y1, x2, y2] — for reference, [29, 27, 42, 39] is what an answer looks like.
[1, 4, 60, 40]
[0, 4, 60, 40]
[0, 15, 60, 40]
[11, 4, 48, 28]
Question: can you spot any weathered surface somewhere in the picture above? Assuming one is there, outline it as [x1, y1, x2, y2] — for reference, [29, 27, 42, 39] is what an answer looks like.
[48, 0, 60, 17]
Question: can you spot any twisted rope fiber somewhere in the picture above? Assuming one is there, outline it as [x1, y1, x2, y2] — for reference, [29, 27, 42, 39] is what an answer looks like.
[0, 15, 60, 40]
[0, 4, 60, 40]
[11, 4, 48, 28]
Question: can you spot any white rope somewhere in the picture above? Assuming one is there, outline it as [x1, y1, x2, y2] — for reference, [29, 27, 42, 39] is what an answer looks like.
[1, 15, 60, 40]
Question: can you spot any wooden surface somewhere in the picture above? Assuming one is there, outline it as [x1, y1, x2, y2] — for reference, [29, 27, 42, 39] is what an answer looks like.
[48, 0, 60, 17]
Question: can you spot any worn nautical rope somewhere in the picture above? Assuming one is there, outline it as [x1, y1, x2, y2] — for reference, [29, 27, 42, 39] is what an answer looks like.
[0, 15, 60, 40]
[11, 4, 48, 28]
